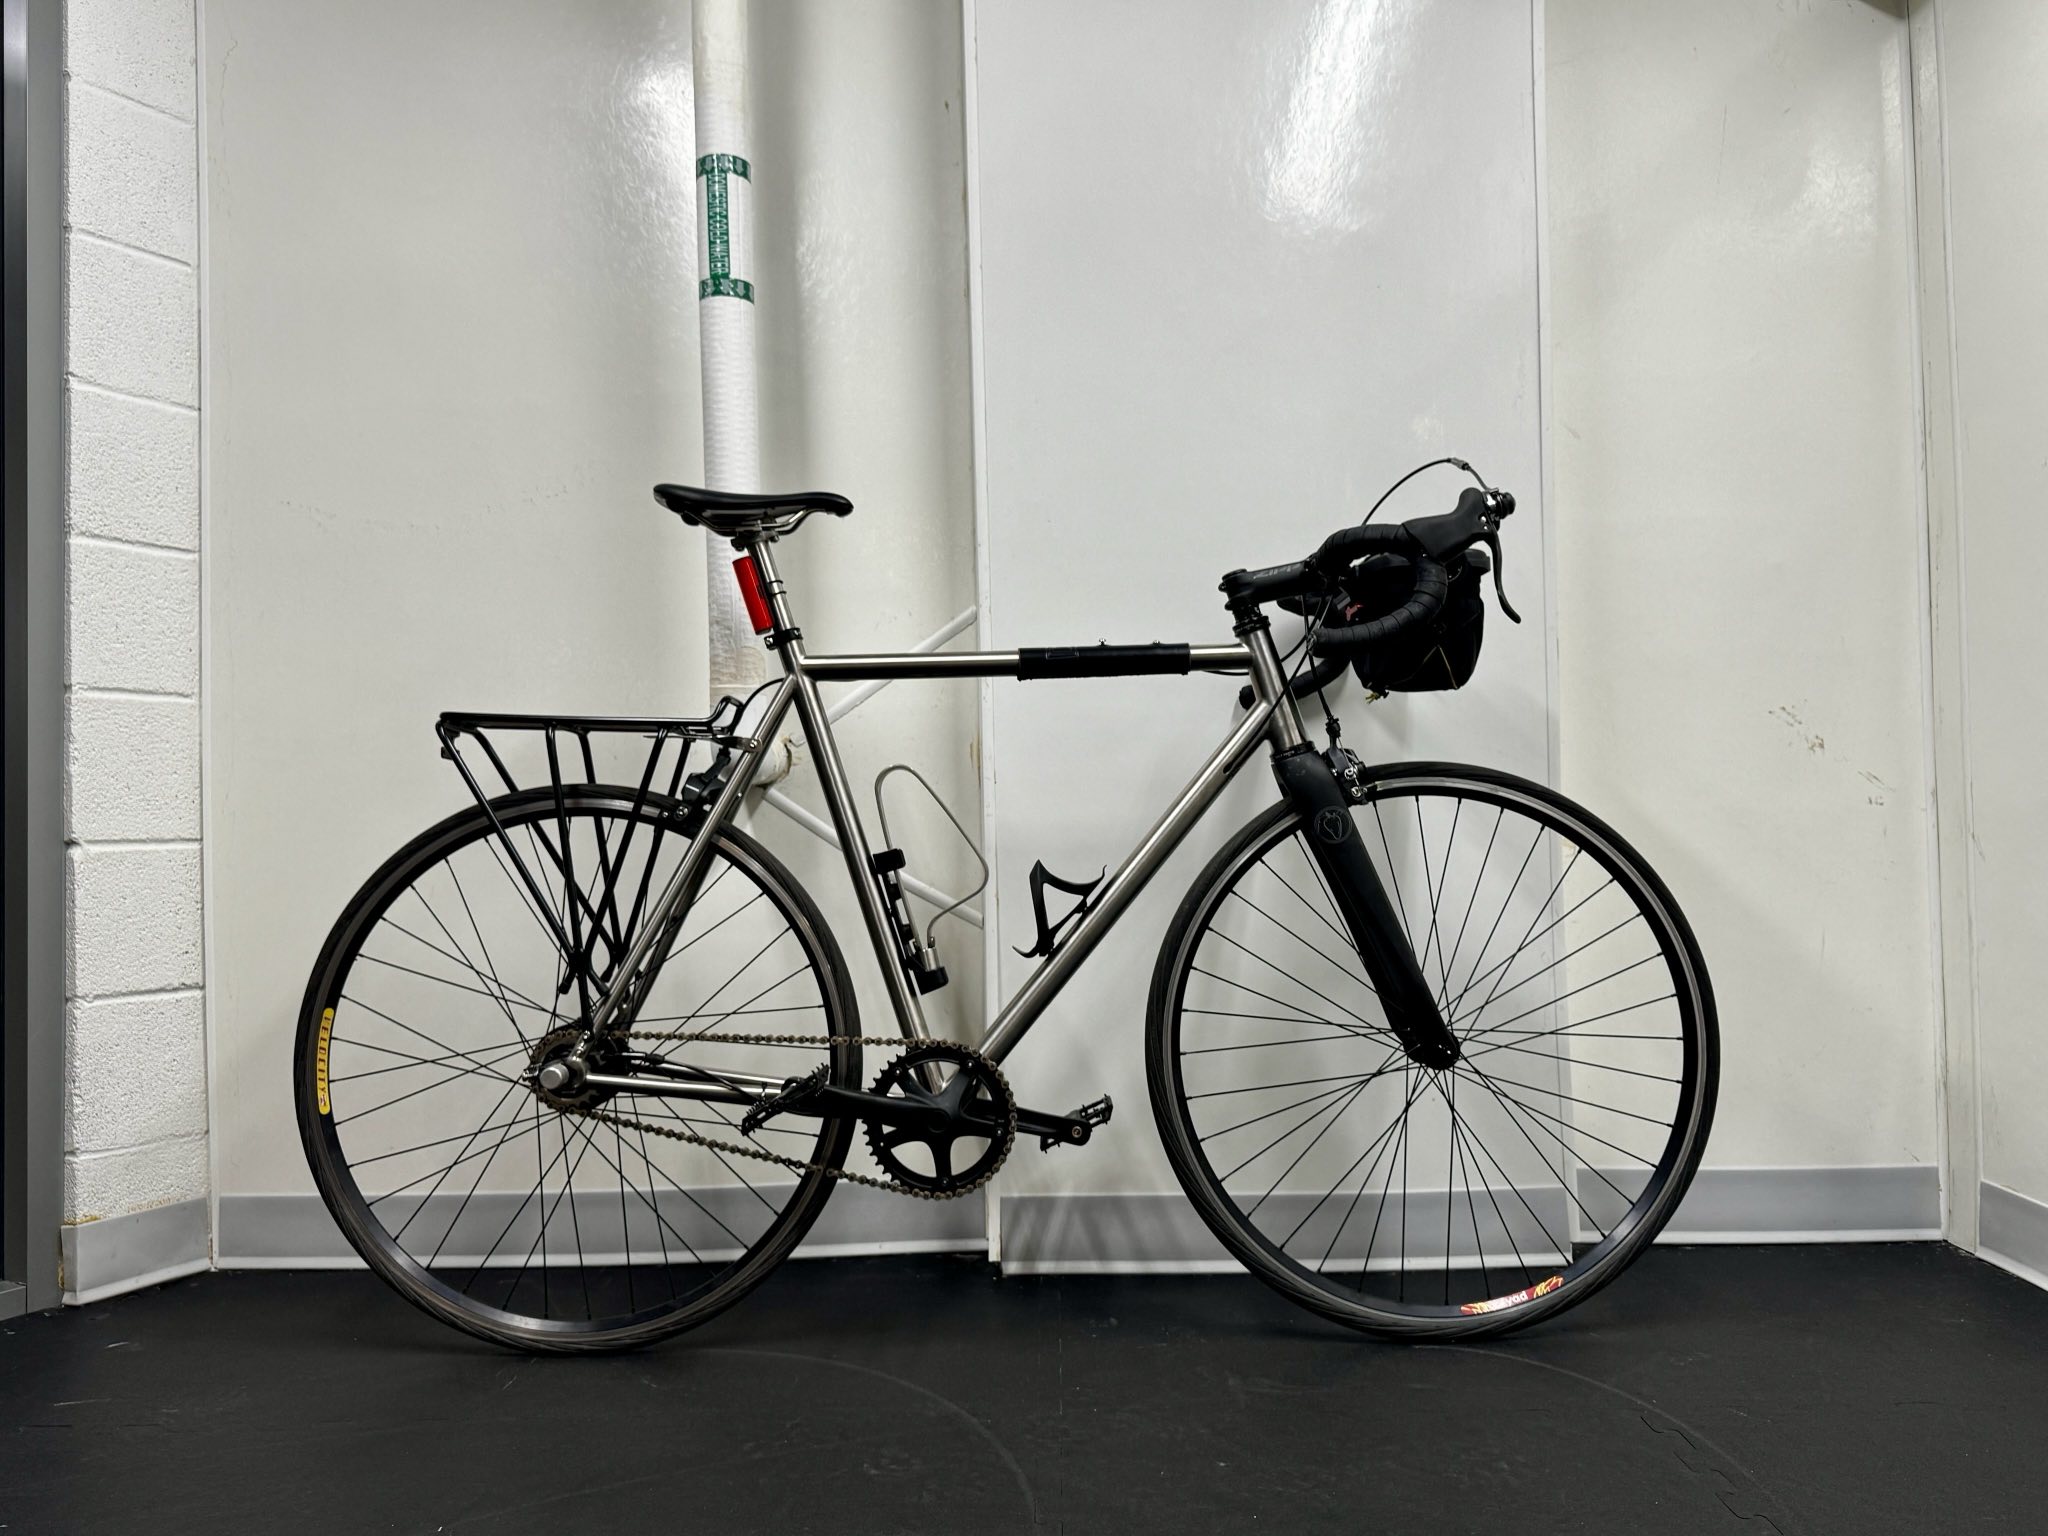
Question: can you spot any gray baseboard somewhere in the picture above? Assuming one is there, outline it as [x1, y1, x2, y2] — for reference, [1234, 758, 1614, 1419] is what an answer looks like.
[1653, 1164, 1940, 1242]
[216, 1183, 985, 1267]
[78, 1167, 1950, 1280]
[1980, 1181, 2048, 1283]
[60, 1197, 211, 1303]
[1000, 1164, 1942, 1271]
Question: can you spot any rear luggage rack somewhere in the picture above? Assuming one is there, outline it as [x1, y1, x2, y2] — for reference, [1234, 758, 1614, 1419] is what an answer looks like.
[433, 699, 751, 1008]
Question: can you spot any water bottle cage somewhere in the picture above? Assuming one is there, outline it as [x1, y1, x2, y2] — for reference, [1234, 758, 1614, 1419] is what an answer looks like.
[1014, 860, 1106, 960]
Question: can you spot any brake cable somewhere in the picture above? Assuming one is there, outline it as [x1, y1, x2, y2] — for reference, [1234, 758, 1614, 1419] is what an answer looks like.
[1360, 455, 1498, 526]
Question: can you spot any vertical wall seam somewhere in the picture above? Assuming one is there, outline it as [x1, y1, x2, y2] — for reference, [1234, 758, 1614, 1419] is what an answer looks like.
[1898, 2, 1949, 1230]
[194, 0, 218, 1269]
[1928, 0, 1987, 1251]
[1904, 0, 1981, 1249]
[1530, 0, 1561, 800]
[958, 0, 1001, 1261]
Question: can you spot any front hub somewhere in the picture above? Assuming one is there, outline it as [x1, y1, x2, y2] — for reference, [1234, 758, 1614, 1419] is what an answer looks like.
[1404, 1030, 1463, 1071]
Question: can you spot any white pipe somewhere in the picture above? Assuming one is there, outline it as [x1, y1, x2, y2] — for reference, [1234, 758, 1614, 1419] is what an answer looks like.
[693, 0, 767, 700]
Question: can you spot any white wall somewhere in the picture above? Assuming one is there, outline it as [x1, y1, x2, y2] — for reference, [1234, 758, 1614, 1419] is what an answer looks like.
[1547, 0, 1940, 1222]
[969, 0, 1551, 1262]
[202, 0, 980, 1258]
[53, 0, 1961, 1286]
[1914, 0, 2048, 1278]
[745, 0, 983, 1053]
[60, 0, 210, 1300]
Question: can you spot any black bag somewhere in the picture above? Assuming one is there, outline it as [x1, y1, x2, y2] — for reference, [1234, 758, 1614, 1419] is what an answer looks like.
[1294, 551, 1488, 693]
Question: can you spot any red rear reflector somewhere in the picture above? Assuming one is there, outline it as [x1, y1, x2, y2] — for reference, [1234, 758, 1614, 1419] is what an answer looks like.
[733, 556, 774, 635]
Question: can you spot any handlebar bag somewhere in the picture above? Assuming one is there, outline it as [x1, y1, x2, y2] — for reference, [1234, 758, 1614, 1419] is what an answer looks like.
[1290, 553, 1486, 693]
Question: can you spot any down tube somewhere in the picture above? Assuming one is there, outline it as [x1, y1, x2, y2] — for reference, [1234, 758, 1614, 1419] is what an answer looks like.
[977, 697, 1280, 1065]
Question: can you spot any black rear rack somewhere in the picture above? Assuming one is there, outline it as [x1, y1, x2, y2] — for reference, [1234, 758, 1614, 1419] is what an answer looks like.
[432, 697, 750, 1013]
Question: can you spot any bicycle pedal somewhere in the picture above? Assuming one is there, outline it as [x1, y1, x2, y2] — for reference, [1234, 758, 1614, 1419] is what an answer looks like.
[1074, 1095, 1113, 1129]
[1030, 1094, 1114, 1151]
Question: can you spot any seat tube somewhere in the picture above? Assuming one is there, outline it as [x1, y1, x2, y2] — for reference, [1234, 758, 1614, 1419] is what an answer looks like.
[751, 542, 934, 1045]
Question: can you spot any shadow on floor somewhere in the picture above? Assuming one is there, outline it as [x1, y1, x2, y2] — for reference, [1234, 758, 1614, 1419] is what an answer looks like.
[0, 1244, 2041, 1534]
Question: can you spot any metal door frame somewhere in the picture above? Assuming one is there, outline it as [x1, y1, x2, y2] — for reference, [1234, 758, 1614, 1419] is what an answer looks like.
[1, 0, 65, 1318]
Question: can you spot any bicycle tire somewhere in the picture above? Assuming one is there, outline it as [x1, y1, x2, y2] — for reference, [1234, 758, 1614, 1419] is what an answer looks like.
[296, 785, 861, 1353]
[1147, 762, 1717, 1338]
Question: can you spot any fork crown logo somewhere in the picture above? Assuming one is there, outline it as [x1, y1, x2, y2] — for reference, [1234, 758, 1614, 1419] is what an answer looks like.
[1313, 806, 1352, 845]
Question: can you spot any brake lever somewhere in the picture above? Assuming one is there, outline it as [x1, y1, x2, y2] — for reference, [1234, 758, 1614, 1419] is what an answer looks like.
[1483, 528, 1521, 624]
[1473, 488, 1522, 625]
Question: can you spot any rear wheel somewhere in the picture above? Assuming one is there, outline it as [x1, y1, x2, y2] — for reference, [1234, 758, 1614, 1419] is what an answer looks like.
[296, 786, 860, 1353]
[1147, 763, 1716, 1338]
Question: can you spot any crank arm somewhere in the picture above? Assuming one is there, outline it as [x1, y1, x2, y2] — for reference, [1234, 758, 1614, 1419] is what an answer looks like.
[1017, 1095, 1114, 1150]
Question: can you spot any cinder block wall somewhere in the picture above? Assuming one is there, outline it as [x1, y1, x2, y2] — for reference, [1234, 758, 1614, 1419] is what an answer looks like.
[59, 0, 207, 1300]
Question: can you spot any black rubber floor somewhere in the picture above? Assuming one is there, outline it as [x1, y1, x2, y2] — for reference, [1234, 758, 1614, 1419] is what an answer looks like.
[1, 1244, 2042, 1533]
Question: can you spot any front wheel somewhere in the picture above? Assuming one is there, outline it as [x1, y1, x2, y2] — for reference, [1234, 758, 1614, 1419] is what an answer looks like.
[1147, 763, 1716, 1338]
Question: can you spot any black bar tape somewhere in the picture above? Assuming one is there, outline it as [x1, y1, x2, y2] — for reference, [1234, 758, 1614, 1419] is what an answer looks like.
[1016, 643, 1194, 681]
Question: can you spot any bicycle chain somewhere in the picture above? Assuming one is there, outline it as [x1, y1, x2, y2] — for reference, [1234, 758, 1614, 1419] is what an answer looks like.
[556, 1030, 1017, 1203]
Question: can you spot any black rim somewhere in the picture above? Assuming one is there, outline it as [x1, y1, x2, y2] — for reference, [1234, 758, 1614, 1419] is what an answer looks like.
[1162, 773, 1711, 1323]
[299, 791, 855, 1340]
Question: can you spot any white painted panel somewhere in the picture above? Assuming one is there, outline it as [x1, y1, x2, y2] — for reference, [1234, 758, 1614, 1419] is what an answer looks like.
[1931, 0, 2048, 1207]
[743, 0, 985, 1052]
[971, 0, 1549, 1217]
[1547, 0, 1935, 1171]
[205, 0, 705, 1205]
[205, 0, 979, 1214]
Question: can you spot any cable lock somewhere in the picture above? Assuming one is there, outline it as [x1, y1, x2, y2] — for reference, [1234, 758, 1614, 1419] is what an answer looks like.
[869, 765, 990, 997]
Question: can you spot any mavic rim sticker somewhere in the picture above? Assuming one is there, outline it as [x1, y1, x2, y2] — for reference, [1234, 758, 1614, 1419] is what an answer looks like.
[1459, 1274, 1563, 1316]
[316, 1006, 335, 1115]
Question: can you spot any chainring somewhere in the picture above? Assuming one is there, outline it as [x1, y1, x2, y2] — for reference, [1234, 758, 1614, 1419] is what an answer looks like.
[862, 1041, 1016, 1197]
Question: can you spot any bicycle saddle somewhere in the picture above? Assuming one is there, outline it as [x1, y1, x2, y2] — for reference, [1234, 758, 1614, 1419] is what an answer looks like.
[653, 483, 852, 539]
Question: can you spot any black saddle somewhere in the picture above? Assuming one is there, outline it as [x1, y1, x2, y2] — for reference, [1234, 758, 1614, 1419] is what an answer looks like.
[653, 483, 853, 539]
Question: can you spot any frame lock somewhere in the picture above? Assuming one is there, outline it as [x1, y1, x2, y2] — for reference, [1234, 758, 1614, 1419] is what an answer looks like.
[872, 848, 950, 994]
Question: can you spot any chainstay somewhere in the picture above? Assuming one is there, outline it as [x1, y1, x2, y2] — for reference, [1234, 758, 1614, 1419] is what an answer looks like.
[559, 1030, 1014, 1202]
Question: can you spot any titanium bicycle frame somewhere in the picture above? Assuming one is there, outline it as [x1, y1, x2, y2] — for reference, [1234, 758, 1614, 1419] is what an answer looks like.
[568, 535, 1316, 1103]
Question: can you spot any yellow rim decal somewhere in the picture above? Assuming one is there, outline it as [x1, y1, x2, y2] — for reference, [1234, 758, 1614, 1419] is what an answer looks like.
[316, 1006, 335, 1115]
[1459, 1274, 1563, 1316]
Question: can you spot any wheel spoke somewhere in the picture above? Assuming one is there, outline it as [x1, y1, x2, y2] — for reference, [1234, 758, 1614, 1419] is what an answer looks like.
[1187, 968, 1385, 1043]
[309, 799, 851, 1340]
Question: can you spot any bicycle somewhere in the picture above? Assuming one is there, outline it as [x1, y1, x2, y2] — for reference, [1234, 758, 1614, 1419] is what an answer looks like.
[295, 465, 1717, 1352]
